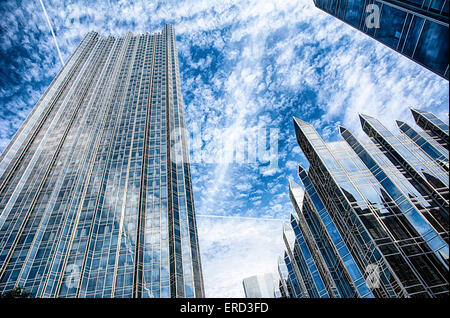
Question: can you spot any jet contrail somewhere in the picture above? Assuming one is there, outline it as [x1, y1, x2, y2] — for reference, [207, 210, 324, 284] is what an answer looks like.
[38, 0, 64, 66]
[196, 214, 287, 222]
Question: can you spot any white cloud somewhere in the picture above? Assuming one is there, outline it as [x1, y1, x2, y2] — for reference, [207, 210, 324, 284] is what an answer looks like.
[197, 217, 284, 297]
[0, 0, 448, 298]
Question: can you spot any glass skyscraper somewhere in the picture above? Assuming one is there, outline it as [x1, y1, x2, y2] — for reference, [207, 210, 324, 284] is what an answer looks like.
[0, 25, 204, 298]
[278, 109, 448, 298]
[313, 0, 449, 79]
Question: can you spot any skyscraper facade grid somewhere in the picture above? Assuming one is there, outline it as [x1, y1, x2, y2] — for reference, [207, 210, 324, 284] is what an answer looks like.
[0, 25, 204, 298]
[278, 109, 448, 298]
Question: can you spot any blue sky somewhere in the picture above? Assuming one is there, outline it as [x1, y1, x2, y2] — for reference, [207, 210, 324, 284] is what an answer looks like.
[0, 0, 449, 297]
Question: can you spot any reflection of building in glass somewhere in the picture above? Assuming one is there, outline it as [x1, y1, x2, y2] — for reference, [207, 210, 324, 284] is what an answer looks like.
[242, 273, 280, 298]
[0, 25, 204, 298]
[278, 109, 448, 298]
[314, 0, 449, 79]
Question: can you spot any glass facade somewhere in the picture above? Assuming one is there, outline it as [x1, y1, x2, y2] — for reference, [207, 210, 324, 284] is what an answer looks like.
[410, 108, 449, 149]
[0, 25, 204, 298]
[242, 273, 280, 298]
[313, 0, 449, 79]
[278, 108, 448, 298]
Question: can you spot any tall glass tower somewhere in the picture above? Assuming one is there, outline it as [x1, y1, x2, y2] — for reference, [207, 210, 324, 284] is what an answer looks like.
[313, 0, 449, 79]
[0, 25, 204, 298]
[278, 109, 448, 298]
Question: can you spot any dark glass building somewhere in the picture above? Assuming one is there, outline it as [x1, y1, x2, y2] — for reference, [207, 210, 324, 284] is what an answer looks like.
[313, 0, 449, 79]
[278, 108, 448, 298]
[0, 25, 204, 298]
